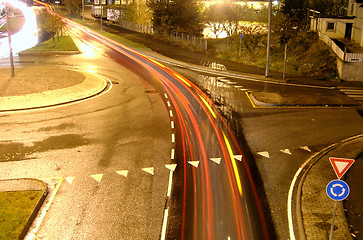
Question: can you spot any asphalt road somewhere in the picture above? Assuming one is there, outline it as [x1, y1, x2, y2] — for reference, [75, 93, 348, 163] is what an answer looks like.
[0, 52, 172, 239]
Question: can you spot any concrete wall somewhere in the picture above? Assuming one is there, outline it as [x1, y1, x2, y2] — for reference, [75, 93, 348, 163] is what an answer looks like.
[337, 58, 363, 81]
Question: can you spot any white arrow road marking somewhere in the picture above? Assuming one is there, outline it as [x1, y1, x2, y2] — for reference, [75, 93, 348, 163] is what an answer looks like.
[233, 155, 243, 161]
[210, 158, 222, 164]
[165, 164, 177, 171]
[91, 174, 103, 182]
[188, 161, 200, 168]
[65, 177, 75, 184]
[142, 167, 154, 175]
[300, 146, 311, 152]
[116, 170, 128, 177]
[280, 149, 292, 155]
[258, 151, 270, 158]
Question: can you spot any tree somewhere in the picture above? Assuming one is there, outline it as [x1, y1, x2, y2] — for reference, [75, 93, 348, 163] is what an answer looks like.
[63, 0, 82, 16]
[309, 0, 348, 17]
[281, 0, 308, 30]
[37, 9, 65, 46]
[147, 0, 204, 36]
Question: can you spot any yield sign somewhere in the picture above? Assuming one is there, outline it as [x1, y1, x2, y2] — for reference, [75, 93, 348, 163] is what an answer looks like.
[329, 157, 355, 179]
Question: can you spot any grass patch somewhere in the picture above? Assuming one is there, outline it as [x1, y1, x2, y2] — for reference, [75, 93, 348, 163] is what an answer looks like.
[72, 18, 150, 50]
[26, 35, 79, 52]
[0, 190, 43, 240]
[0, 17, 25, 32]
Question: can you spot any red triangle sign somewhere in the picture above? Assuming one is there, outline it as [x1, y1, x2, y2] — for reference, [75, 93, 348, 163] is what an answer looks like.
[329, 157, 355, 179]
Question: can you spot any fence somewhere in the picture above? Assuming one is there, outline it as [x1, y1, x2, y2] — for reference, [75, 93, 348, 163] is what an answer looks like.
[118, 20, 207, 52]
[317, 28, 363, 63]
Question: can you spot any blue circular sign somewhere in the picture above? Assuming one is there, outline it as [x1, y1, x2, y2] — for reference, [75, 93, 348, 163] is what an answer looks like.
[326, 180, 350, 201]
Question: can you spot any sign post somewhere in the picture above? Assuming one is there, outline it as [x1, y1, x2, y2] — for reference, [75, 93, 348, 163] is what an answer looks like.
[239, 33, 243, 58]
[326, 157, 355, 240]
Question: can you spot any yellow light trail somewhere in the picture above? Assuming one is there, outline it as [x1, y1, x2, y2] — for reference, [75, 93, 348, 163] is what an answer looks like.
[223, 131, 243, 196]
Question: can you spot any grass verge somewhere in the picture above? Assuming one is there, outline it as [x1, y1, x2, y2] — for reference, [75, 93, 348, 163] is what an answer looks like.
[0, 16, 25, 32]
[0, 190, 43, 240]
[25, 35, 79, 52]
[72, 18, 150, 50]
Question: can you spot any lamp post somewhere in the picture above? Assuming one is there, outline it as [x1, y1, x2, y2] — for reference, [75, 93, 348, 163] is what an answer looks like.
[6, 2, 14, 76]
[265, 0, 272, 77]
[100, 3, 103, 33]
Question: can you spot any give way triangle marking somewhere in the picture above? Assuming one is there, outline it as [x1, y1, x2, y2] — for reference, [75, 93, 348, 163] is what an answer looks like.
[142, 167, 154, 175]
[329, 157, 355, 179]
[188, 161, 200, 168]
[91, 174, 103, 183]
[116, 170, 129, 177]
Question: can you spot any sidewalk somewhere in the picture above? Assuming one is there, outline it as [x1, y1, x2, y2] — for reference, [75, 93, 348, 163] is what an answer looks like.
[299, 135, 363, 239]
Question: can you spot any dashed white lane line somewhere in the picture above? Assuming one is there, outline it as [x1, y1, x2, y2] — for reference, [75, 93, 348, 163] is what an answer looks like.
[171, 121, 175, 129]
[171, 148, 175, 160]
[172, 133, 175, 143]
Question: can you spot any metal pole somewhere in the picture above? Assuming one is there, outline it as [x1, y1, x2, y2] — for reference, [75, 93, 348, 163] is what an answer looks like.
[283, 43, 287, 80]
[82, 0, 84, 21]
[100, 4, 103, 33]
[329, 201, 338, 240]
[265, 0, 272, 77]
[6, 2, 14, 76]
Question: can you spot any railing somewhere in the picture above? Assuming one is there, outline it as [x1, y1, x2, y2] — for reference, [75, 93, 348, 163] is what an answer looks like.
[317, 29, 363, 63]
[119, 20, 154, 35]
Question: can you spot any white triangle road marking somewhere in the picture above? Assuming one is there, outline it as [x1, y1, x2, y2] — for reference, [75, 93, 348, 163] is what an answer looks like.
[142, 167, 154, 175]
[233, 155, 242, 161]
[280, 149, 292, 155]
[257, 151, 270, 158]
[210, 158, 221, 164]
[116, 170, 128, 177]
[300, 146, 312, 152]
[188, 161, 200, 168]
[65, 177, 75, 184]
[165, 164, 177, 171]
[91, 174, 103, 183]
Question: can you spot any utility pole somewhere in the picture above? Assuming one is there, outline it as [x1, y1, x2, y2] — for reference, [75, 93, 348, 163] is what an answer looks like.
[6, 2, 14, 76]
[100, 3, 103, 33]
[82, 0, 84, 21]
[265, 0, 272, 77]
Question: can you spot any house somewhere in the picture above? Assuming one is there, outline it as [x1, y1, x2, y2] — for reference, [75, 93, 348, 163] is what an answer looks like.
[348, 0, 363, 47]
[310, 0, 363, 81]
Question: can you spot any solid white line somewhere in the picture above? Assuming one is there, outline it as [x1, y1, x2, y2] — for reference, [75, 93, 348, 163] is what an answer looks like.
[167, 170, 174, 197]
[25, 178, 64, 240]
[160, 208, 169, 240]
[287, 167, 303, 240]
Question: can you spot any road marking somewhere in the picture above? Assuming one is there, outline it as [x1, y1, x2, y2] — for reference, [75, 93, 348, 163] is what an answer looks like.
[165, 164, 177, 171]
[25, 178, 64, 240]
[300, 146, 311, 152]
[167, 101, 171, 107]
[280, 149, 292, 155]
[142, 167, 154, 175]
[116, 170, 128, 177]
[65, 176, 75, 184]
[210, 157, 222, 164]
[199, 94, 216, 118]
[169, 110, 173, 117]
[164, 93, 168, 99]
[172, 133, 175, 143]
[90, 174, 103, 182]
[171, 120, 175, 129]
[188, 161, 200, 168]
[171, 148, 175, 160]
[233, 155, 242, 161]
[160, 208, 169, 240]
[257, 151, 270, 158]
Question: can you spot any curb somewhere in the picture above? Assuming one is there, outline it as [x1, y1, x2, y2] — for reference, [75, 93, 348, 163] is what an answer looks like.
[0, 72, 108, 112]
[0, 178, 48, 240]
[292, 134, 363, 240]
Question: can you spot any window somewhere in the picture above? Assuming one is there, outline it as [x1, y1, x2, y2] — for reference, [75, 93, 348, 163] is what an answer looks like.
[327, 22, 336, 31]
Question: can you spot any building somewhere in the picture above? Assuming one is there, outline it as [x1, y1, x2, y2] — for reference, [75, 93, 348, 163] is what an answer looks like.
[348, 0, 363, 47]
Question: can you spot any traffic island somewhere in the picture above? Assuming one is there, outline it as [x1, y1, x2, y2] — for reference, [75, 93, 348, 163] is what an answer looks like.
[247, 91, 359, 107]
[0, 179, 48, 240]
